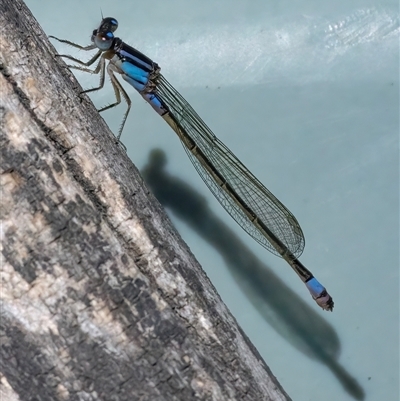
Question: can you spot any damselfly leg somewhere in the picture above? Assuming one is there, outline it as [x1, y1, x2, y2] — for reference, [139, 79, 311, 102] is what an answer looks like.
[50, 36, 131, 139]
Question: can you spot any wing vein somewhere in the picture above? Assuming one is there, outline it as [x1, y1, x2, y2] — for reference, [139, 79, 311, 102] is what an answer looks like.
[155, 75, 305, 258]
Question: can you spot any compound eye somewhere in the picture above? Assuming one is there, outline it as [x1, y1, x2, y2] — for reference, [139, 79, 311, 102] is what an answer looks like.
[93, 31, 114, 50]
[98, 17, 118, 33]
[103, 17, 118, 32]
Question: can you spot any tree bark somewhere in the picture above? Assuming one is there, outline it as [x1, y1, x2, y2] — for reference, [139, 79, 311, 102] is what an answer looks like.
[0, 1, 291, 400]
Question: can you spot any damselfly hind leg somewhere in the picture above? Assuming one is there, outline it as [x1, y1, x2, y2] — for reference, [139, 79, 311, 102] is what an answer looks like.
[98, 64, 131, 140]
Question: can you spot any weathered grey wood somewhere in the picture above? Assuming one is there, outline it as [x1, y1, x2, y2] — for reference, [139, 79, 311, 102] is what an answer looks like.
[0, 1, 292, 400]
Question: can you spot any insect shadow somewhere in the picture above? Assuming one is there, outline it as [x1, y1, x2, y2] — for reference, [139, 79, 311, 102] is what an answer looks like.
[141, 148, 365, 400]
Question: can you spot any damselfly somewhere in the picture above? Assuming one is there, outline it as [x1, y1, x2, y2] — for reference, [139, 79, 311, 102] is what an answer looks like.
[50, 18, 334, 311]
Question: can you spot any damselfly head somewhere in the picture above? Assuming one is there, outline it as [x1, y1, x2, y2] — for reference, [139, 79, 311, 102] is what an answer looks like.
[91, 18, 118, 51]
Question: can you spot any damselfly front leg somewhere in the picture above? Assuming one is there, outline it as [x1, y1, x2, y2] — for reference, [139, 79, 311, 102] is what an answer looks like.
[50, 37, 105, 90]
[48, 36, 97, 51]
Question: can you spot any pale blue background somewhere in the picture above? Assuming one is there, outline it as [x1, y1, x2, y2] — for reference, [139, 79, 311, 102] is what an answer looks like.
[26, 1, 399, 400]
